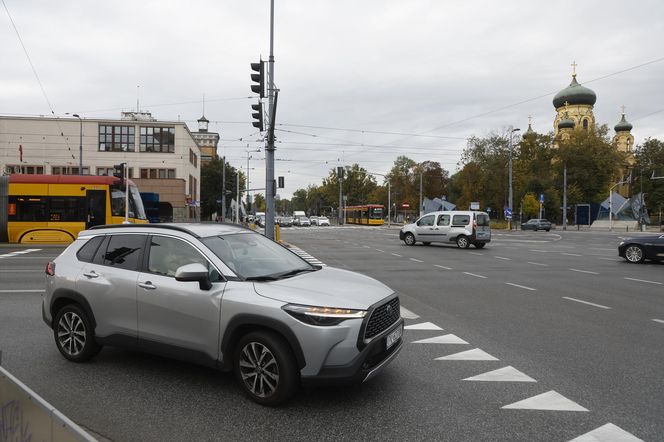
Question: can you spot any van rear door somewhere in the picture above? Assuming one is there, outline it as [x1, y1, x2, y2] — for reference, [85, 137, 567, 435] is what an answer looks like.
[475, 213, 491, 241]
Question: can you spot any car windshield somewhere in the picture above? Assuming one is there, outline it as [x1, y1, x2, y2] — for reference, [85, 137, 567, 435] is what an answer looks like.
[201, 232, 316, 280]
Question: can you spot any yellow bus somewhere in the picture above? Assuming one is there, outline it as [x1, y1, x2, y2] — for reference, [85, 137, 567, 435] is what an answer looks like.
[0, 174, 148, 243]
[344, 204, 385, 226]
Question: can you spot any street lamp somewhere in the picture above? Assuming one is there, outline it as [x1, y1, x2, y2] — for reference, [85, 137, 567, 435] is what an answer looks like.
[508, 127, 520, 230]
[72, 114, 83, 174]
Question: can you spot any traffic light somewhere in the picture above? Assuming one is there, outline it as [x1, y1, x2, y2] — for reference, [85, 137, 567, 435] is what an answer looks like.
[113, 163, 126, 189]
[250, 59, 265, 98]
[252, 102, 264, 132]
[278, 176, 284, 188]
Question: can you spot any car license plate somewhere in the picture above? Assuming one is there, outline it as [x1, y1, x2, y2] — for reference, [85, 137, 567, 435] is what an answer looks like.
[386, 325, 403, 350]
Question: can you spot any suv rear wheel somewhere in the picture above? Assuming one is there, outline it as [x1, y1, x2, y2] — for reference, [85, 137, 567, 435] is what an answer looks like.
[234, 331, 298, 406]
[54, 304, 101, 362]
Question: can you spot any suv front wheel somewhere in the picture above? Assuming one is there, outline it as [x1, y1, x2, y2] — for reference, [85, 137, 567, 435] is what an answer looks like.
[234, 331, 298, 406]
[53, 304, 101, 362]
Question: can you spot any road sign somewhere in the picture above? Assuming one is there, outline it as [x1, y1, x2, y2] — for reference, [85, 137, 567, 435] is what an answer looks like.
[402, 203, 410, 208]
[539, 193, 544, 203]
[470, 202, 480, 210]
[504, 208, 512, 219]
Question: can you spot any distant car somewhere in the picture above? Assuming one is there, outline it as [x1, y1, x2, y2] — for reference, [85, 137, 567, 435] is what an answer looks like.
[309, 216, 319, 225]
[279, 216, 293, 227]
[618, 234, 664, 263]
[299, 216, 311, 227]
[318, 216, 330, 226]
[521, 219, 552, 232]
[256, 216, 266, 228]
[292, 216, 300, 226]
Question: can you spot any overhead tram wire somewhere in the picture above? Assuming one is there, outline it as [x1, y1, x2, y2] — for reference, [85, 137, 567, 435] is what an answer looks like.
[276, 123, 467, 140]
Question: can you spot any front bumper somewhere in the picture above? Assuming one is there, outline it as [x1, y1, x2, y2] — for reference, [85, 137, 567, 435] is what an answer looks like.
[301, 318, 404, 385]
[399, 230, 405, 240]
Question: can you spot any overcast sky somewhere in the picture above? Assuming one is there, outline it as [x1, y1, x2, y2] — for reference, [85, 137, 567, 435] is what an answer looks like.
[2, 0, 663, 198]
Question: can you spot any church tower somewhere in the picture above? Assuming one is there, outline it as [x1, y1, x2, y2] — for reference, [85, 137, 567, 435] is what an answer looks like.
[553, 62, 597, 138]
[613, 107, 635, 197]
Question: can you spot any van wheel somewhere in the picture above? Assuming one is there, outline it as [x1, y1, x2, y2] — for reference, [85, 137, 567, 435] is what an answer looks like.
[474, 243, 485, 249]
[456, 235, 470, 249]
[404, 233, 416, 246]
[234, 331, 298, 406]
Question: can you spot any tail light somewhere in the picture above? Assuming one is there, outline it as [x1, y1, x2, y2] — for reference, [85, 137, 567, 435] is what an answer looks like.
[45, 261, 56, 276]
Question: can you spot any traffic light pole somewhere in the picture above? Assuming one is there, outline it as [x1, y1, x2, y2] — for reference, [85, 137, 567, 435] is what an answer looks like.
[264, 0, 276, 239]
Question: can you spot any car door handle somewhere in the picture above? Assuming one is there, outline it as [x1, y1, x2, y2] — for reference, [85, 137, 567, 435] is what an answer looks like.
[138, 281, 157, 290]
[83, 271, 99, 279]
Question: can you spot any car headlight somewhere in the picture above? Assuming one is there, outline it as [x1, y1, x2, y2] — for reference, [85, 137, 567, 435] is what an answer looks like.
[282, 304, 367, 326]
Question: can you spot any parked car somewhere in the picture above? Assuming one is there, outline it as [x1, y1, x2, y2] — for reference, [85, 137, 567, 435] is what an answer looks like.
[292, 216, 300, 226]
[309, 216, 319, 225]
[43, 224, 403, 405]
[299, 216, 311, 227]
[318, 216, 330, 226]
[618, 234, 664, 263]
[521, 219, 552, 231]
[400, 211, 491, 249]
[279, 216, 293, 227]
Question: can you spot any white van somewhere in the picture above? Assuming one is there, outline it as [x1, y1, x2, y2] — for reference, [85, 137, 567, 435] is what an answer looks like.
[399, 210, 491, 249]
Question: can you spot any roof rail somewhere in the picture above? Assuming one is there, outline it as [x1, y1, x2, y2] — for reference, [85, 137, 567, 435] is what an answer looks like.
[87, 224, 200, 238]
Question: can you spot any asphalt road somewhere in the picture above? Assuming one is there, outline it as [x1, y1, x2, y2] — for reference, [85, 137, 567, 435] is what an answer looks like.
[0, 227, 661, 441]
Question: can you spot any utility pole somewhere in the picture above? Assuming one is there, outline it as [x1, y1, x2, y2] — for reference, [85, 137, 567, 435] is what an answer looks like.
[236, 172, 240, 224]
[508, 127, 520, 230]
[419, 173, 423, 217]
[221, 156, 226, 221]
[562, 163, 567, 230]
[338, 167, 344, 225]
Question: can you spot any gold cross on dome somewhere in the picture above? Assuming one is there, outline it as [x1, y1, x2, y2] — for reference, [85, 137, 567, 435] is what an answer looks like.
[528, 115, 532, 125]
[571, 61, 577, 77]
[621, 104, 626, 115]
[564, 101, 570, 107]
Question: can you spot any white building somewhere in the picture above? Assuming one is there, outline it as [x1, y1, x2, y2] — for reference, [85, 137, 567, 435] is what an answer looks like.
[0, 112, 201, 222]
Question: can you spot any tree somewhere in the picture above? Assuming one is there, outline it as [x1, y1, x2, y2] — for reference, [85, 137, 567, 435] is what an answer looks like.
[521, 192, 539, 218]
[253, 193, 266, 212]
[635, 138, 664, 221]
[200, 157, 243, 220]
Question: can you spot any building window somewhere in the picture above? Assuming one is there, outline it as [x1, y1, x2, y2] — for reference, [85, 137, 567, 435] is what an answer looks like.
[99, 125, 135, 151]
[140, 168, 176, 179]
[189, 149, 198, 168]
[583, 119, 589, 130]
[52, 166, 90, 175]
[4, 165, 44, 174]
[97, 167, 133, 178]
[140, 127, 175, 153]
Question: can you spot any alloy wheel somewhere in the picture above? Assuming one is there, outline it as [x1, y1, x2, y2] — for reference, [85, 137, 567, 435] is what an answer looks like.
[57, 311, 87, 356]
[239, 342, 280, 398]
[625, 245, 644, 263]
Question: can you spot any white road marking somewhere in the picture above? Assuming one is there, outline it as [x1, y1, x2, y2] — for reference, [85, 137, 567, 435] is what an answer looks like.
[404, 322, 442, 330]
[569, 423, 644, 441]
[399, 307, 420, 319]
[527, 262, 548, 267]
[0, 289, 45, 293]
[434, 264, 452, 270]
[463, 272, 487, 279]
[391, 253, 402, 257]
[409, 258, 423, 263]
[362, 245, 371, 249]
[463, 366, 536, 382]
[569, 268, 599, 275]
[589, 247, 616, 252]
[375, 249, 385, 253]
[530, 249, 548, 253]
[599, 257, 619, 261]
[506, 282, 536, 291]
[495, 256, 511, 260]
[468, 252, 483, 256]
[412, 334, 469, 344]
[563, 297, 611, 310]
[435, 348, 498, 361]
[502, 390, 589, 412]
[652, 319, 664, 324]
[624, 277, 662, 285]
[561, 253, 582, 257]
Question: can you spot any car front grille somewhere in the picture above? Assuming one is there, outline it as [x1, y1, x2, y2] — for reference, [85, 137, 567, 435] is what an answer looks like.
[364, 297, 400, 340]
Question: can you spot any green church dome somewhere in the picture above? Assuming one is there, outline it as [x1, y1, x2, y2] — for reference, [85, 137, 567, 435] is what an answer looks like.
[553, 75, 597, 108]
[614, 113, 633, 132]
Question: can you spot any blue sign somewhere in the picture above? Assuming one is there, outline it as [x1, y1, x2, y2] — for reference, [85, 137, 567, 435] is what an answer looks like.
[539, 193, 544, 203]
[504, 208, 512, 219]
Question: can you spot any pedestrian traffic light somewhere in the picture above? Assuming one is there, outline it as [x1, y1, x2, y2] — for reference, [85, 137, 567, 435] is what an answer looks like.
[278, 176, 284, 188]
[251, 102, 264, 132]
[250, 59, 265, 98]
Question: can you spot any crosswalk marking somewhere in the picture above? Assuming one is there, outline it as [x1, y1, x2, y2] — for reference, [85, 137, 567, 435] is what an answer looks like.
[404, 322, 442, 331]
[463, 366, 536, 382]
[412, 334, 468, 344]
[399, 306, 420, 319]
[287, 247, 326, 266]
[568, 423, 643, 441]
[436, 348, 498, 361]
[0, 248, 42, 259]
[502, 390, 588, 412]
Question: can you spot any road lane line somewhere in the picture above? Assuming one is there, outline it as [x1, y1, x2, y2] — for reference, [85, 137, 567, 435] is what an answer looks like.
[409, 258, 423, 263]
[362, 245, 371, 249]
[0, 289, 45, 293]
[527, 262, 548, 267]
[561, 253, 582, 257]
[562, 297, 611, 310]
[505, 282, 536, 291]
[469, 252, 483, 256]
[375, 249, 385, 253]
[569, 268, 599, 275]
[463, 272, 487, 279]
[391, 253, 402, 257]
[495, 256, 511, 260]
[530, 249, 548, 253]
[435, 264, 452, 270]
[652, 319, 664, 324]
[624, 277, 662, 285]
[598, 257, 619, 261]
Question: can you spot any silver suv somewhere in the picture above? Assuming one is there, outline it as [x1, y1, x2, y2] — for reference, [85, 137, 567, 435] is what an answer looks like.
[43, 223, 403, 405]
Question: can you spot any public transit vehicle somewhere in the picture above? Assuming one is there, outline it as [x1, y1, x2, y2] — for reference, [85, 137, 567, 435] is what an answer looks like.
[0, 174, 148, 244]
[344, 204, 385, 226]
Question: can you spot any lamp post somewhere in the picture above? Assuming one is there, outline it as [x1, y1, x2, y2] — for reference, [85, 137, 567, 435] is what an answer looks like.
[72, 114, 83, 174]
[508, 127, 520, 230]
[246, 148, 261, 214]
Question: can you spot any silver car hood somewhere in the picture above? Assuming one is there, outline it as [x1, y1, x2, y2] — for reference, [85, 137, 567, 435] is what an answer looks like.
[252, 267, 393, 310]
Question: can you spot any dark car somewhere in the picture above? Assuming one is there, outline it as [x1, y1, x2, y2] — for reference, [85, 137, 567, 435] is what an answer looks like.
[521, 219, 552, 232]
[618, 234, 664, 263]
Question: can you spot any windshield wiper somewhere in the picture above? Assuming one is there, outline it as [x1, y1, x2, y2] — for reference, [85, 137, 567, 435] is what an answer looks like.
[272, 268, 317, 279]
[244, 275, 280, 281]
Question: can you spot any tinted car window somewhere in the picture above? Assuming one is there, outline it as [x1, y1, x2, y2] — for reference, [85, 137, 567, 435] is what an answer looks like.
[437, 214, 450, 226]
[476, 214, 489, 226]
[102, 234, 145, 271]
[417, 215, 435, 226]
[76, 236, 104, 263]
[452, 215, 470, 226]
[148, 235, 222, 282]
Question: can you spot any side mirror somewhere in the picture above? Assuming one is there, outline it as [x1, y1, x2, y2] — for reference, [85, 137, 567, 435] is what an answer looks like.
[175, 263, 212, 290]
